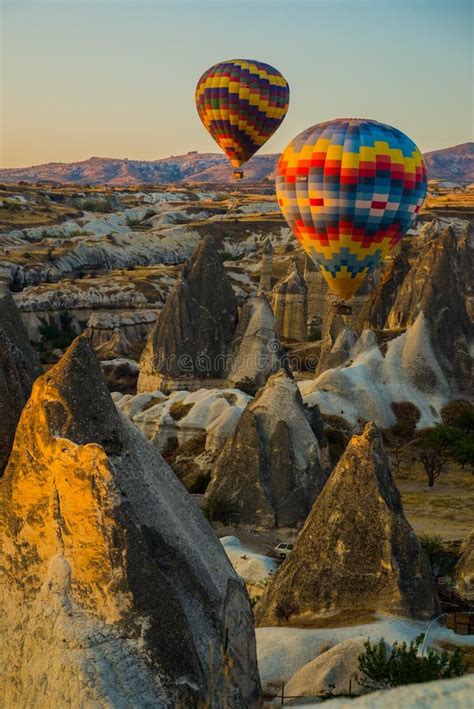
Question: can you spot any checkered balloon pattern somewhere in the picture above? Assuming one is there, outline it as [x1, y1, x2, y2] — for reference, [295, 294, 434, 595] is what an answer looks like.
[276, 118, 427, 300]
[195, 59, 289, 169]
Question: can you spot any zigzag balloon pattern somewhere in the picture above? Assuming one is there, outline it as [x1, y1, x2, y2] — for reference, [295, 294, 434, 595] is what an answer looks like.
[195, 59, 289, 170]
[276, 118, 427, 300]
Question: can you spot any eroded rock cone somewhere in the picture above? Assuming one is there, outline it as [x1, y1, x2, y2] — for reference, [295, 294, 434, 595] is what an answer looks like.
[138, 236, 238, 390]
[0, 289, 42, 475]
[0, 336, 261, 707]
[229, 293, 286, 390]
[255, 423, 438, 624]
[315, 313, 358, 376]
[387, 226, 473, 396]
[206, 370, 330, 528]
[272, 260, 308, 343]
[0, 288, 42, 379]
[359, 252, 411, 330]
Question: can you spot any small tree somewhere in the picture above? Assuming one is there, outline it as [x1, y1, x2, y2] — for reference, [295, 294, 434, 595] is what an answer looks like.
[355, 635, 467, 692]
[418, 443, 449, 487]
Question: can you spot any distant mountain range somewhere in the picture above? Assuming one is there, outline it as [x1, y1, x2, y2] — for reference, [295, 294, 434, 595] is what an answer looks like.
[0, 143, 472, 185]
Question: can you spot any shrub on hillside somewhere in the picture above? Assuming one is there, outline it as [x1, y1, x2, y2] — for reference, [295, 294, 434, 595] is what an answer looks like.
[441, 400, 474, 432]
[390, 401, 421, 439]
[355, 634, 467, 692]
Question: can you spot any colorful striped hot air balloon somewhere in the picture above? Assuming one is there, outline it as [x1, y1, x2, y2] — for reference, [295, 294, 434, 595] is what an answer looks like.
[276, 118, 427, 300]
[195, 59, 289, 179]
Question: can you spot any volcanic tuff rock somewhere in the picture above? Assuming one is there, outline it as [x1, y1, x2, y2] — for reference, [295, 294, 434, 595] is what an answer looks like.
[0, 288, 42, 379]
[138, 236, 238, 391]
[0, 289, 42, 475]
[255, 423, 438, 624]
[315, 314, 359, 376]
[358, 252, 411, 330]
[229, 294, 285, 389]
[272, 261, 308, 342]
[387, 226, 473, 396]
[86, 310, 158, 360]
[456, 529, 474, 601]
[0, 336, 261, 707]
[206, 370, 330, 529]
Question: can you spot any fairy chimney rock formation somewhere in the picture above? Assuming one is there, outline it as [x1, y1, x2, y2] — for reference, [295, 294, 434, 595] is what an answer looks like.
[259, 238, 273, 293]
[138, 236, 238, 392]
[0, 336, 262, 707]
[387, 225, 473, 396]
[359, 253, 411, 330]
[229, 293, 285, 390]
[272, 260, 308, 342]
[255, 423, 438, 625]
[206, 370, 330, 528]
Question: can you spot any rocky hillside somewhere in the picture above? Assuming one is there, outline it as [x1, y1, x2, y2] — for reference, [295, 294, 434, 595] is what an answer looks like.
[424, 142, 474, 182]
[0, 153, 278, 185]
[0, 143, 472, 184]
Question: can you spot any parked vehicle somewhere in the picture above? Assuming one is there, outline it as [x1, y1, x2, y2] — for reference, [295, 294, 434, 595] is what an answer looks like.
[273, 542, 293, 560]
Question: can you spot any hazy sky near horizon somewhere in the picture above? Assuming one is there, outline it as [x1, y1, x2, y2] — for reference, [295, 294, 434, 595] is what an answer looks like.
[1, 0, 472, 168]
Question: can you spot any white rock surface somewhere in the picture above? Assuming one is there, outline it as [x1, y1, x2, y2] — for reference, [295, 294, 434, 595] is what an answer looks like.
[115, 387, 251, 454]
[300, 315, 456, 428]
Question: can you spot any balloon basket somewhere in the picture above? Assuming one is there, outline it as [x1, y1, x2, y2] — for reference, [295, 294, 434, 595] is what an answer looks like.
[332, 300, 352, 316]
[233, 169, 244, 180]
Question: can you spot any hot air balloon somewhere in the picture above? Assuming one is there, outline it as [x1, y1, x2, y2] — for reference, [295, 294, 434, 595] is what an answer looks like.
[276, 118, 427, 302]
[195, 59, 289, 180]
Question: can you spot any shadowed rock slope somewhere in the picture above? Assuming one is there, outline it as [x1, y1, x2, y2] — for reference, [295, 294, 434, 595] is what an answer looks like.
[387, 226, 473, 396]
[0, 289, 42, 475]
[206, 371, 330, 529]
[256, 424, 438, 625]
[138, 236, 238, 391]
[0, 336, 261, 707]
[456, 529, 474, 601]
[358, 252, 411, 330]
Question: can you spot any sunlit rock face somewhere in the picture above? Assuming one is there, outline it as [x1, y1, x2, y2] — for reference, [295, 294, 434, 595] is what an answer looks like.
[0, 336, 262, 707]
[456, 529, 474, 601]
[138, 236, 238, 392]
[255, 424, 438, 625]
[206, 370, 330, 529]
[0, 289, 42, 475]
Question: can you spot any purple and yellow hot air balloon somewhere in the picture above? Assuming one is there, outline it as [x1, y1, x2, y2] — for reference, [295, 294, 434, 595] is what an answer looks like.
[195, 59, 289, 179]
[276, 118, 427, 300]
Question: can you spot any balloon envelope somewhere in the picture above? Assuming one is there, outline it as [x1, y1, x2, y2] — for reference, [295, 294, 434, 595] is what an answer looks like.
[195, 59, 289, 169]
[276, 118, 427, 300]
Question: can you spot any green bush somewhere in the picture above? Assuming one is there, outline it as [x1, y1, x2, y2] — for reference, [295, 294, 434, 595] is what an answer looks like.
[355, 634, 467, 692]
[425, 425, 474, 470]
[37, 311, 76, 359]
[201, 494, 239, 525]
[441, 400, 474, 432]
[390, 401, 421, 439]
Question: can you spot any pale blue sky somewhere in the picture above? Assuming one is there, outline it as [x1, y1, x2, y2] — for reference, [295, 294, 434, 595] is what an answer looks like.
[1, 0, 472, 167]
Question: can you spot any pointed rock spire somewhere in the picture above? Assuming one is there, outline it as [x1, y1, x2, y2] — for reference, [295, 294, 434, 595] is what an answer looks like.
[138, 236, 238, 391]
[0, 336, 261, 706]
[206, 370, 329, 528]
[255, 423, 439, 624]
